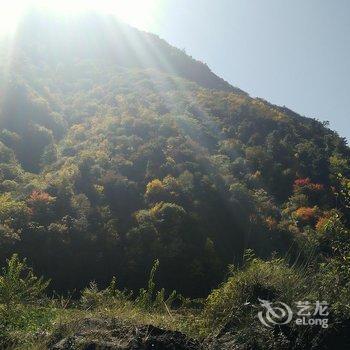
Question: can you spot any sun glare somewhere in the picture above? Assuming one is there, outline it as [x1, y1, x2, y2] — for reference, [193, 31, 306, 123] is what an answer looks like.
[0, 0, 161, 35]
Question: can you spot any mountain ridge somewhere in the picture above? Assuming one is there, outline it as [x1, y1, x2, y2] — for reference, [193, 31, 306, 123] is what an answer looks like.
[6, 10, 247, 95]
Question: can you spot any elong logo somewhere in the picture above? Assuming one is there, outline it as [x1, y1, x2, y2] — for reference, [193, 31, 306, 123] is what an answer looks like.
[258, 299, 329, 329]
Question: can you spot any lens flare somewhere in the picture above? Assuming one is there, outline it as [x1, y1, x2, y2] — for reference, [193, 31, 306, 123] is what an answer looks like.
[0, 0, 161, 35]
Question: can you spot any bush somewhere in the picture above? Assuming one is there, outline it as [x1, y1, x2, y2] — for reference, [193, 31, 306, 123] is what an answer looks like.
[202, 253, 307, 332]
[136, 259, 178, 312]
[0, 254, 51, 347]
[80, 277, 131, 309]
[0, 254, 49, 314]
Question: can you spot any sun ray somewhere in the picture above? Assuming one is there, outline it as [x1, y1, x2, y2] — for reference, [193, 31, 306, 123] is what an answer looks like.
[0, 0, 162, 36]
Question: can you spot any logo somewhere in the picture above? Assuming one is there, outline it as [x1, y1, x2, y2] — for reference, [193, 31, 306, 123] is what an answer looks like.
[258, 299, 293, 327]
[257, 299, 329, 329]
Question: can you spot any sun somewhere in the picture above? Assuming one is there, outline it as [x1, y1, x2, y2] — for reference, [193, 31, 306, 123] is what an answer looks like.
[0, 0, 161, 35]
[0, 1, 26, 35]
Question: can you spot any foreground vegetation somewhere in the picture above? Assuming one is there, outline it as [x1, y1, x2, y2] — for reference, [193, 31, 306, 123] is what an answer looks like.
[1, 225, 350, 349]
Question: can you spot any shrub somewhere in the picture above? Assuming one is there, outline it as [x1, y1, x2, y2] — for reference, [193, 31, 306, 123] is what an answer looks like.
[80, 277, 131, 309]
[136, 259, 178, 312]
[202, 254, 307, 332]
[0, 254, 49, 314]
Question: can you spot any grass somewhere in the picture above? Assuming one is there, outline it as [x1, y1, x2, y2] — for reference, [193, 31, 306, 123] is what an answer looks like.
[1, 252, 350, 350]
[1, 300, 203, 349]
[1, 255, 308, 349]
[0, 259, 204, 349]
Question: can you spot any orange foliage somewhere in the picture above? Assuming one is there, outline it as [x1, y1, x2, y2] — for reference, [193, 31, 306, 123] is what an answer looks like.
[315, 216, 329, 232]
[294, 207, 317, 222]
[27, 190, 55, 205]
[315, 212, 333, 232]
[26, 190, 55, 218]
[265, 216, 278, 230]
[309, 183, 324, 192]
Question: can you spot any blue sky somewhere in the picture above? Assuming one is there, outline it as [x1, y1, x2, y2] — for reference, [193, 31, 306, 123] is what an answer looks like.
[149, 0, 350, 141]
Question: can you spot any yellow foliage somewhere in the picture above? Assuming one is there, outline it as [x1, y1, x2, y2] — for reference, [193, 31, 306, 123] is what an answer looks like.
[149, 202, 164, 218]
[145, 179, 165, 198]
[0, 193, 29, 221]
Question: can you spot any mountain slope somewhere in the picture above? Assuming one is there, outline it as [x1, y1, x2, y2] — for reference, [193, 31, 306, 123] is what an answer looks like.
[8, 10, 245, 94]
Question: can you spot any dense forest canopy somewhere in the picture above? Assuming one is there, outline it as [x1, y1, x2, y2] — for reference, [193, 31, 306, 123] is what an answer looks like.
[0, 11, 349, 301]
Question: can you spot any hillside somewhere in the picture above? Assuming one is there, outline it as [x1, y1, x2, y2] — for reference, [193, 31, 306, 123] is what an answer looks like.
[7, 10, 245, 93]
[0, 11, 350, 350]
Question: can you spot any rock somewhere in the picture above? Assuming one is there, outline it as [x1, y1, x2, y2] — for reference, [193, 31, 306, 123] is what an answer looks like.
[204, 332, 239, 350]
[50, 317, 202, 350]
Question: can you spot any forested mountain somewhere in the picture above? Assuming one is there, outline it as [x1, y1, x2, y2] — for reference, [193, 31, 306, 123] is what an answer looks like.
[9, 11, 243, 93]
[0, 11, 350, 349]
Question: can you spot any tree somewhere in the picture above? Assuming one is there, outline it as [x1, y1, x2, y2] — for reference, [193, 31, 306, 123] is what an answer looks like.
[26, 190, 56, 223]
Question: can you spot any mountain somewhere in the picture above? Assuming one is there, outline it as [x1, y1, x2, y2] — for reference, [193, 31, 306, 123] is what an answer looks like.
[8, 10, 245, 94]
[1, 10, 350, 350]
[0, 10, 349, 296]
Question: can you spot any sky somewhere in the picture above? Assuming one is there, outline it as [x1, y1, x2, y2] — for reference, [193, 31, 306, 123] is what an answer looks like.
[147, 0, 350, 141]
[1, 0, 349, 141]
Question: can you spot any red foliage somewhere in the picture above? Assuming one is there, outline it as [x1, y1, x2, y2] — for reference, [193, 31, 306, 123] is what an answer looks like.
[294, 178, 324, 192]
[27, 190, 55, 206]
[26, 190, 55, 219]
[294, 178, 312, 187]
